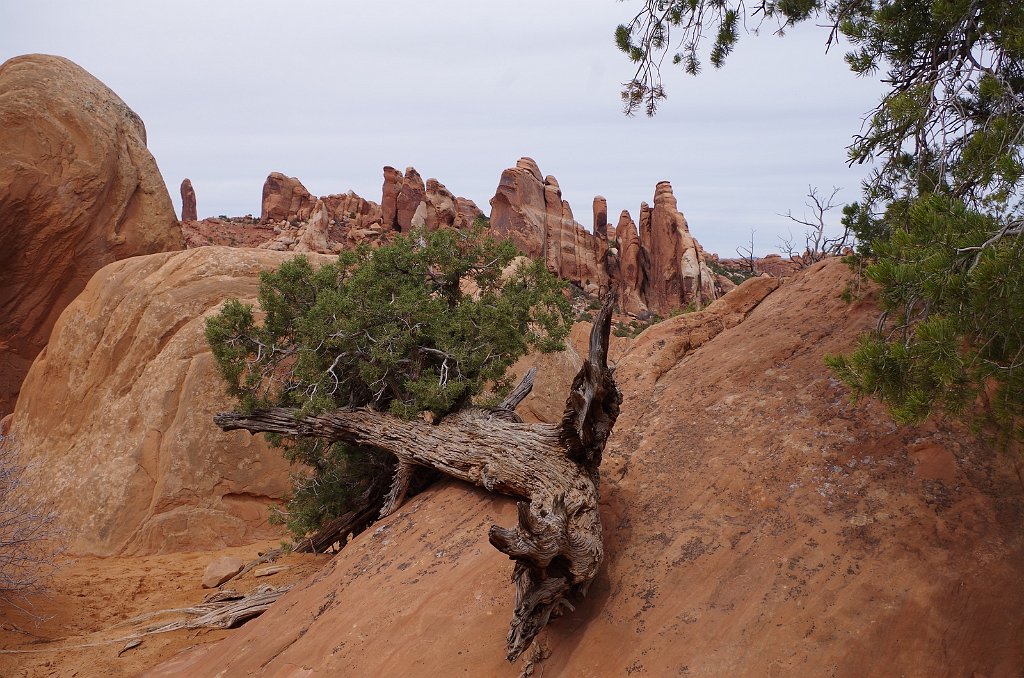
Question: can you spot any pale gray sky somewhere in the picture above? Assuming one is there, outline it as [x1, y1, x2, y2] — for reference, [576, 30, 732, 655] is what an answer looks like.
[1, 0, 884, 255]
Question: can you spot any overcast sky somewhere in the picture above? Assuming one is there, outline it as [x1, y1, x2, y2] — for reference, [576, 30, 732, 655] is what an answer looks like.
[1, 1, 885, 255]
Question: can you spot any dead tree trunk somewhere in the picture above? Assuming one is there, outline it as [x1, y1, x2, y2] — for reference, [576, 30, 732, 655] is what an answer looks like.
[215, 302, 620, 661]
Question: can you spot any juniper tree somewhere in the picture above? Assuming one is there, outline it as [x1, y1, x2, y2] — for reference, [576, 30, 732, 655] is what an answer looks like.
[207, 226, 623, 660]
[617, 0, 1024, 443]
[206, 226, 572, 543]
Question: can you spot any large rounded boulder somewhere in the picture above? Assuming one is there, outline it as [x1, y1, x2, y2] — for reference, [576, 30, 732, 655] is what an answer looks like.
[0, 54, 183, 414]
[8, 247, 332, 556]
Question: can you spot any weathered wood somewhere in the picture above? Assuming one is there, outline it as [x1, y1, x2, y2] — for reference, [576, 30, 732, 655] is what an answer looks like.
[377, 367, 537, 521]
[560, 304, 621, 472]
[293, 501, 381, 555]
[379, 460, 415, 519]
[499, 367, 537, 411]
[214, 297, 620, 661]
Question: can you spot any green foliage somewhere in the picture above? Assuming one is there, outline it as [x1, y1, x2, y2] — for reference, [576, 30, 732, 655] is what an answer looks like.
[828, 195, 1024, 443]
[206, 227, 572, 537]
[613, 312, 678, 339]
[618, 0, 1024, 445]
[707, 258, 756, 286]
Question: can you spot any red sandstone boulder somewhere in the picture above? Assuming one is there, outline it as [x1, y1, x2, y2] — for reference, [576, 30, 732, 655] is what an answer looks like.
[8, 247, 333, 556]
[202, 557, 245, 589]
[260, 172, 315, 223]
[0, 54, 183, 415]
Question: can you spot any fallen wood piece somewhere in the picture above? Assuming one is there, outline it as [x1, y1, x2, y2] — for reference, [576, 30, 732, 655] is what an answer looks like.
[253, 565, 289, 578]
[237, 548, 283, 578]
[142, 585, 291, 634]
[215, 298, 621, 661]
[0, 586, 292, 655]
[117, 638, 142, 657]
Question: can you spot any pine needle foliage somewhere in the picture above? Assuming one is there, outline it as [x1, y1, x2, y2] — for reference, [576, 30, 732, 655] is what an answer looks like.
[206, 226, 572, 537]
[827, 195, 1024, 444]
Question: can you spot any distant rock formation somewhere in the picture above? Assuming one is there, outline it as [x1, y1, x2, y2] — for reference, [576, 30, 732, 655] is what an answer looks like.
[294, 199, 331, 253]
[7, 247, 331, 556]
[716, 253, 801, 278]
[456, 196, 485, 228]
[614, 210, 646, 315]
[382, 166, 483, 232]
[180, 178, 197, 221]
[426, 178, 484, 230]
[641, 181, 718, 316]
[0, 54, 183, 415]
[261, 172, 316, 223]
[490, 157, 608, 294]
[201, 159, 720, 317]
[395, 166, 426, 231]
[593, 196, 608, 238]
[245, 167, 484, 254]
[320, 190, 382, 230]
[380, 165, 403, 230]
[490, 157, 716, 312]
[490, 157, 548, 259]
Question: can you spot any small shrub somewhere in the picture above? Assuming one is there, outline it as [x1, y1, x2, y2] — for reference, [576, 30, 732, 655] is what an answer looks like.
[707, 259, 755, 286]
[0, 435, 63, 615]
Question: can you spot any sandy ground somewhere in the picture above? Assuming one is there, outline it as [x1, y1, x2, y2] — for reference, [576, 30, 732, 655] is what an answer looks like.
[0, 541, 329, 677]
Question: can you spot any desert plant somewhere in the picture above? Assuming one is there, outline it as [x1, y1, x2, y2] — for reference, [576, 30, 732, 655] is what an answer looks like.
[706, 258, 754, 286]
[0, 435, 63, 615]
[779, 186, 854, 268]
[206, 225, 572, 542]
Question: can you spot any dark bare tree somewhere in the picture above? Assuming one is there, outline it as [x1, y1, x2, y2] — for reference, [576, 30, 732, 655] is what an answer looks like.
[215, 300, 621, 661]
[735, 229, 757, 275]
[779, 186, 852, 268]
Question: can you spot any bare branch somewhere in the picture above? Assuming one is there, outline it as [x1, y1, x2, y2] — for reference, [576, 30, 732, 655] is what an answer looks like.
[0, 435, 64, 618]
[779, 186, 851, 268]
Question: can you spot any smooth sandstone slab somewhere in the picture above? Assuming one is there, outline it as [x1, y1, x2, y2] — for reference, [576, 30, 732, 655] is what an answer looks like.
[10, 246, 332, 556]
